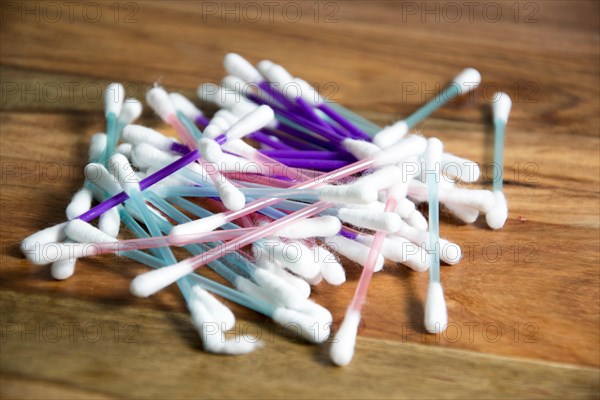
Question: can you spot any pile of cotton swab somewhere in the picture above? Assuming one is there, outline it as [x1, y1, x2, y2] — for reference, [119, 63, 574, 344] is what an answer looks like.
[21, 53, 512, 365]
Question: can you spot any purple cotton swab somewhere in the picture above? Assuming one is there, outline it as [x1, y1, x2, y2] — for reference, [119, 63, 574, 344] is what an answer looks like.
[260, 150, 354, 161]
[268, 158, 349, 172]
[248, 131, 295, 150]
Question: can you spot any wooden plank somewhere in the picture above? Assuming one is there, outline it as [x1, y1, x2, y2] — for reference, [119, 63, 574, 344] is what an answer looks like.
[1, 290, 598, 400]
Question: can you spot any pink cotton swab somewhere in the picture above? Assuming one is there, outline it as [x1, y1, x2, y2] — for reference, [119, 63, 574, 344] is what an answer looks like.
[26, 225, 259, 265]
[329, 193, 398, 366]
[130, 136, 427, 298]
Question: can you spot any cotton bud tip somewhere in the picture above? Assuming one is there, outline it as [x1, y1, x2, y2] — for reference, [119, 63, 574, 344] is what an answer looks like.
[146, 86, 175, 122]
[199, 138, 223, 163]
[104, 82, 124, 117]
[492, 92, 512, 124]
[424, 282, 447, 334]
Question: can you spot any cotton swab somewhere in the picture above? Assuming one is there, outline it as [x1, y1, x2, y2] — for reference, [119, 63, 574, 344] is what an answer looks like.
[330, 191, 398, 366]
[373, 68, 482, 148]
[486, 92, 511, 230]
[101, 83, 125, 165]
[424, 138, 447, 334]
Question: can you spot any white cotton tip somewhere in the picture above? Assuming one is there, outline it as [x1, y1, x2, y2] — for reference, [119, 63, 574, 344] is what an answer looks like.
[229, 102, 258, 118]
[130, 143, 173, 170]
[395, 197, 417, 218]
[330, 309, 361, 366]
[21, 222, 68, 255]
[276, 216, 341, 239]
[492, 92, 512, 124]
[424, 282, 448, 334]
[337, 208, 402, 233]
[51, 258, 76, 280]
[318, 184, 378, 204]
[485, 191, 508, 230]
[294, 78, 324, 106]
[203, 109, 237, 139]
[408, 180, 495, 214]
[84, 163, 123, 196]
[224, 53, 263, 83]
[305, 273, 323, 286]
[146, 86, 176, 122]
[294, 299, 333, 330]
[197, 83, 219, 104]
[226, 105, 274, 141]
[65, 219, 118, 244]
[197, 84, 255, 110]
[425, 137, 444, 169]
[209, 336, 263, 355]
[255, 259, 311, 299]
[66, 188, 94, 220]
[262, 64, 293, 86]
[272, 307, 330, 343]
[407, 209, 428, 231]
[217, 153, 260, 174]
[191, 285, 235, 332]
[373, 121, 409, 148]
[203, 125, 224, 140]
[217, 108, 242, 125]
[117, 99, 143, 125]
[442, 188, 495, 213]
[109, 153, 140, 193]
[130, 260, 193, 298]
[122, 125, 174, 152]
[221, 139, 256, 160]
[341, 138, 382, 160]
[395, 221, 461, 265]
[222, 75, 249, 94]
[170, 213, 227, 238]
[26, 242, 75, 265]
[215, 179, 246, 211]
[445, 203, 479, 224]
[442, 153, 480, 183]
[116, 143, 132, 158]
[318, 246, 346, 285]
[253, 268, 305, 309]
[198, 138, 223, 163]
[98, 207, 120, 237]
[88, 133, 107, 162]
[375, 135, 427, 167]
[256, 59, 274, 77]
[451, 68, 481, 96]
[325, 235, 384, 272]
[235, 276, 275, 304]
[255, 239, 320, 279]
[352, 166, 405, 192]
[104, 82, 124, 117]
[169, 92, 203, 121]
[189, 299, 261, 355]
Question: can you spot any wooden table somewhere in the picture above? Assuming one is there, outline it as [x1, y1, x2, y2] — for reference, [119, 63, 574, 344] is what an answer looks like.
[1, 1, 599, 398]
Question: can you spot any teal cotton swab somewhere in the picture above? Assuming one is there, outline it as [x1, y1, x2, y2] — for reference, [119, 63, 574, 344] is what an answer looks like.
[373, 68, 482, 148]
[424, 138, 447, 334]
[486, 92, 512, 230]
[101, 83, 125, 166]
[491, 92, 512, 192]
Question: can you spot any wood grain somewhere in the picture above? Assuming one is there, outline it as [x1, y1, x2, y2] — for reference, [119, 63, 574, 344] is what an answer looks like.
[1, 1, 599, 398]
